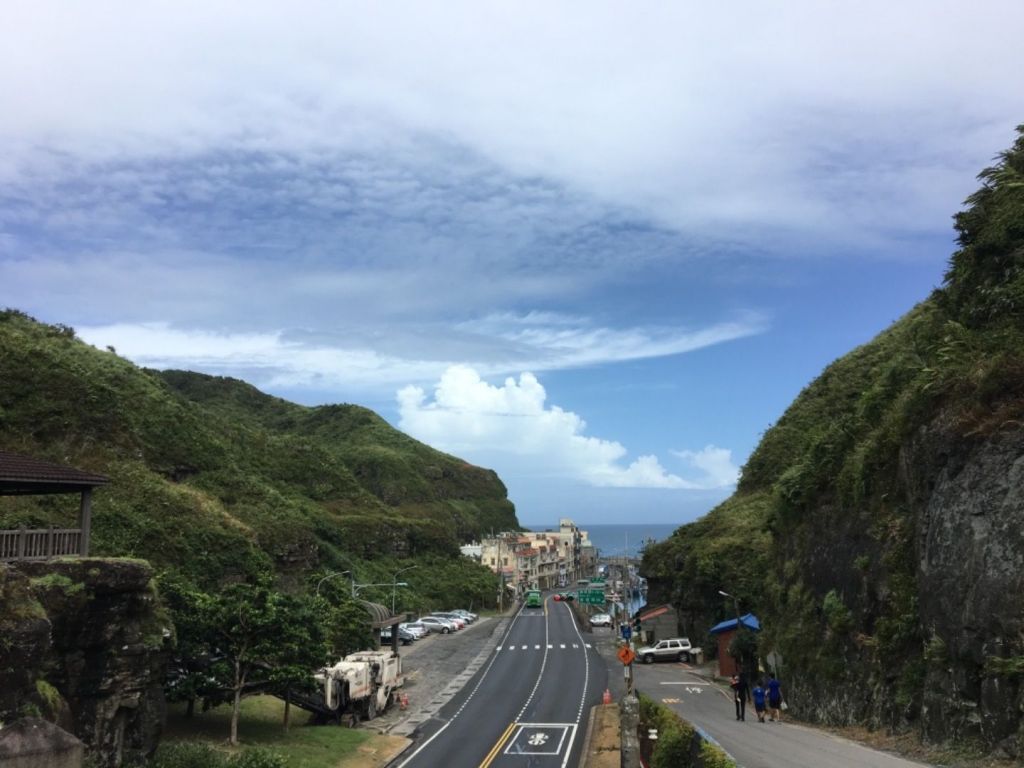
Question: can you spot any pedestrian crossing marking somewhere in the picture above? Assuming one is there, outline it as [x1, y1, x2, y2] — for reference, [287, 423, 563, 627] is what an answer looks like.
[496, 644, 595, 652]
[662, 698, 681, 704]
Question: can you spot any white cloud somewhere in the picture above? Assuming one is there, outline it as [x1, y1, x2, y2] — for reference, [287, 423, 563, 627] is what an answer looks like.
[397, 365, 696, 489]
[74, 311, 763, 395]
[671, 446, 741, 490]
[1, 2, 1020, 250]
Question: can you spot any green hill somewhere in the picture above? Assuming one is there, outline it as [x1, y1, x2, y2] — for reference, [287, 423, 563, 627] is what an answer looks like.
[643, 125, 1024, 755]
[0, 314, 518, 588]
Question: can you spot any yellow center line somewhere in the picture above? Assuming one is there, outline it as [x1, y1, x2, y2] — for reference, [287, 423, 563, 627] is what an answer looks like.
[478, 721, 517, 768]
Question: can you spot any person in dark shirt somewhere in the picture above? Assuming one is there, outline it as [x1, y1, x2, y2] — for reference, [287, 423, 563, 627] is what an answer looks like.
[732, 671, 751, 721]
[767, 673, 783, 722]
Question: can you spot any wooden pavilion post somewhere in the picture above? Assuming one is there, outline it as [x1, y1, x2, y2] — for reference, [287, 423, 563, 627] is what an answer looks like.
[79, 488, 92, 557]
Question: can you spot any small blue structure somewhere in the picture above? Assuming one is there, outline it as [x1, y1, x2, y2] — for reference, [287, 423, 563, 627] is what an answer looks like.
[709, 613, 761, 635]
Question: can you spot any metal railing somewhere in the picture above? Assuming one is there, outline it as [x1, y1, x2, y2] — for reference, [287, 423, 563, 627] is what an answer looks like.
[0, 527, 83, 561]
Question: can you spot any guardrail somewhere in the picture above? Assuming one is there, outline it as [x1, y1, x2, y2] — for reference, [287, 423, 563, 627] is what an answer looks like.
[0, 527, 83, 561]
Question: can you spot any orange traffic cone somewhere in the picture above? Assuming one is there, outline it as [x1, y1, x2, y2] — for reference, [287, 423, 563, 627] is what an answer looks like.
[602, 689, 612, 705]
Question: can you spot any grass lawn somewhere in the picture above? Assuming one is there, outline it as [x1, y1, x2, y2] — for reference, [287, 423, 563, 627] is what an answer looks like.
[162, 696, 372, 768]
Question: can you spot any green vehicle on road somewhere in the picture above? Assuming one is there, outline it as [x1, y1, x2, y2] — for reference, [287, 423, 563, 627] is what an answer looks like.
[525, 589, 543, 608]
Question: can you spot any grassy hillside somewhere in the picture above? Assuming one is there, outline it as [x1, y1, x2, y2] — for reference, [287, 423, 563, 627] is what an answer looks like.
[643, 125, 1024, 749]
[0, 314, 518, 590]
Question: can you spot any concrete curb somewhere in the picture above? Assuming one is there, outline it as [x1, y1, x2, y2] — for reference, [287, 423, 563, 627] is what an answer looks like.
[578, 702, 601, 767]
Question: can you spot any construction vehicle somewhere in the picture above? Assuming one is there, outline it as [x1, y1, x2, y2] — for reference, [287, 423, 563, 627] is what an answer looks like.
[310, 649, 404, 723]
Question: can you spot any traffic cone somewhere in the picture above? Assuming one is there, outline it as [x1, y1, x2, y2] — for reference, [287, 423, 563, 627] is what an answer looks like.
[602, 688, 612, 705]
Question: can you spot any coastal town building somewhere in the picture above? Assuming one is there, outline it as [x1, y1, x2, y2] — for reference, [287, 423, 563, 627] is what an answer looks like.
[471, 518, 591, 598]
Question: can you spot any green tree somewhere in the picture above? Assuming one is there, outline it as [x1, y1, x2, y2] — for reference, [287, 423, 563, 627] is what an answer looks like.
[159, 572, 219, 717]
[207, 583, 329, 744]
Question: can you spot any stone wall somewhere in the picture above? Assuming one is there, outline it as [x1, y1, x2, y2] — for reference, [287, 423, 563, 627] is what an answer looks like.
[0, 559, 170, 767]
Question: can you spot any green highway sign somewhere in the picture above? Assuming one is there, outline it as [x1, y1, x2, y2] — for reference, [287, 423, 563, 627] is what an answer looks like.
[578, 588, 606, 605]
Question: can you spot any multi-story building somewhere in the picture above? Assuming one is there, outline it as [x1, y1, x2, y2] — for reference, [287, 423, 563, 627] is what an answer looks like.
[476, 518, 591, 597]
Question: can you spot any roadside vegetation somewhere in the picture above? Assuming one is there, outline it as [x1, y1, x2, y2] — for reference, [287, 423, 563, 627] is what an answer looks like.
[157, 696, 370, 768]
[643, 125, 1024, 754]
[638, 694, 736, 768]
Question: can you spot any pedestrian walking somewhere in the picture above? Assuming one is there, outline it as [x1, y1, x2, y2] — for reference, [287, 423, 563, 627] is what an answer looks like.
[732, 671, 750, 721]
[752, 680, 767, 722]
[767, 673, 784, 722]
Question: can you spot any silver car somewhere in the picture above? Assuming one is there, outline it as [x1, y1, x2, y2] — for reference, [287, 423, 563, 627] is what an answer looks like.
[401, 621, 428, 639]
[430, 612, 466, 629]
[418, 616, 457, 634]
[638, 637, 693, 663]
[590, 613, 613, 627]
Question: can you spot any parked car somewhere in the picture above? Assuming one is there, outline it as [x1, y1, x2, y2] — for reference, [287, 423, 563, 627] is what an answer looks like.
[401, 621, 428, 639]
[590, 613, 613, 627]
[380, 626, 416, 645]
[450, 609, 477, 623]
[430, 612, 466, 629]
[637, 637, 693, 663]
[418, 616, 457, 634]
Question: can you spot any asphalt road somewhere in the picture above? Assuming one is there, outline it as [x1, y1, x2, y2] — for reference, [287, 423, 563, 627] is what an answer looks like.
[395, 597, 607, 768]
[631, 661, 933, 768]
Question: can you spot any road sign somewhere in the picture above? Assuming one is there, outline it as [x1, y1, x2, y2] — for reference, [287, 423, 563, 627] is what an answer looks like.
[578, 588, 605, 605]
[617, 646, 636, 665]
[621, 626, 632, 640]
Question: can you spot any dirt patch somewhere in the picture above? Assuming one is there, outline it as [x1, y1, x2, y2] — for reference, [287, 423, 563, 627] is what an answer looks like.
[335, 733, 410, 768]
[583, 704, 621, 768]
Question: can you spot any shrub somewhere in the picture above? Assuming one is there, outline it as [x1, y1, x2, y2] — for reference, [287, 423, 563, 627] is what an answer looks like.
[149, 742, 228, 768]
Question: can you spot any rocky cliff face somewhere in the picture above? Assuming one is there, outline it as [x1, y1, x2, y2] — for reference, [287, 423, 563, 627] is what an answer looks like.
[908, 417, 1024, 755]
[0, 559, 169, 767]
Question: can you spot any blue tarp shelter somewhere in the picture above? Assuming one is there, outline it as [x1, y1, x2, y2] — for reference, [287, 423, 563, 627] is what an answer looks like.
[709, 613, 761, 634]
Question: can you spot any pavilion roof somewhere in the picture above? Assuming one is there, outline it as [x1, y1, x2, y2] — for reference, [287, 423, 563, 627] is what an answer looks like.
[0, 451, 109, 496]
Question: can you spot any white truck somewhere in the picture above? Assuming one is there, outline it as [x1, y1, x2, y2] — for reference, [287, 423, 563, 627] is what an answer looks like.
[315, 649, 404, 722]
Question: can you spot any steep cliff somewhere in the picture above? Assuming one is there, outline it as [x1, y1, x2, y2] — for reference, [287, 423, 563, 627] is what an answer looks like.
[0, 560, 169, 767]
[643, 126, 1024, 757]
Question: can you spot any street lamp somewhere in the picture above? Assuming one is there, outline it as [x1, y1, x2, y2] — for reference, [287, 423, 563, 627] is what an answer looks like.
[353, 582, 407, 600]
[719, 588, 745, 675]
[718, 589, 741, 628]
[316, 570, 351, 597]
[392, 566, 418, 614]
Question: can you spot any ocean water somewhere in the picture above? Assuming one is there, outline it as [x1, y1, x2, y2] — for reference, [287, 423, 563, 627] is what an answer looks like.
[523, 522, 678, 559]
[578, 522, 678, 558]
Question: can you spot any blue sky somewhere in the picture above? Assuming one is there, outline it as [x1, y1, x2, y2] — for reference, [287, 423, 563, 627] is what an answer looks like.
[2, 2, 1022, 525]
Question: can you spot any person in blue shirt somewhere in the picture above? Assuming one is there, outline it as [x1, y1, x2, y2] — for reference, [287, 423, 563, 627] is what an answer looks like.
[752, 680, 767, 722]
[767, 673, 784, 722]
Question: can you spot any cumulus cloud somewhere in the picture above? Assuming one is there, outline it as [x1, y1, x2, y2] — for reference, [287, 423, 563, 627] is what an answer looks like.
[397, 365, 700, 489]
[671, 446, 741, 490]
